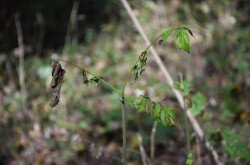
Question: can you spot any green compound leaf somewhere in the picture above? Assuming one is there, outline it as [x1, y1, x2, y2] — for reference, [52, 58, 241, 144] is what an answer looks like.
[186, 151, 194, 165]
[190, 92, 206, 116]
[162, 28, 174, 42]
[131, 96, 176, 126]
[176, 28, 190, 54]
[131, 95, 151, 112]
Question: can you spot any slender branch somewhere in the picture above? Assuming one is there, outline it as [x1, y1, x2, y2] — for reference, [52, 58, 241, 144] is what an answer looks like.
[180, 73, 191, 153]
[119, 0, 223, 164]
[150, 121, 157, 163]
[59, 59, 122, 97]
[14, 14, 27, 111]
[62, 0, 79, 56]
[184, 105, 191, 152]
[35, 12, 45, 56]
[137, 133, 149, 165]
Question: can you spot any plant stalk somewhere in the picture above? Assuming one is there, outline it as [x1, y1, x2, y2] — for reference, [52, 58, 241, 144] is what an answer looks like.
[121, 96, 127, 165]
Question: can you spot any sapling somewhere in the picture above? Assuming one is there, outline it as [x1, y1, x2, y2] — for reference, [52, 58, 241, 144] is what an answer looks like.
[49, 25, 204, 165]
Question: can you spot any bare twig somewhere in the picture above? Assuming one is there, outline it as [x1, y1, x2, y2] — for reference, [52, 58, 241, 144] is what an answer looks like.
[35, 12, 45, 56]
[14, 14, 27, 111]
[119, 0, 223, 164]
[62, 0, 79, 56]
[137, 133, 149, 165]
[150, 121, 157, 163]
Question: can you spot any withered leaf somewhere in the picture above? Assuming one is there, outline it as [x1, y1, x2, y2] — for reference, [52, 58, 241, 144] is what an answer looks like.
[82, 70, 89, 85]
[50, 62, 65, 107]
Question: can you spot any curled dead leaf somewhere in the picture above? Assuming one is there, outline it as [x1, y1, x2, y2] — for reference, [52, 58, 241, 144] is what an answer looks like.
[50, 62, 65, 107]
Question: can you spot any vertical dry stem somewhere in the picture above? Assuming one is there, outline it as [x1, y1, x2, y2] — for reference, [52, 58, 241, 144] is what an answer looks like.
[14, 14, 27, 111]
[150, 121, 157, 163]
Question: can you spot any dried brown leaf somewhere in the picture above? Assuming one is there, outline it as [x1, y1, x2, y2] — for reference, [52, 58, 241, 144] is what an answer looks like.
[50, 62, 65, 107]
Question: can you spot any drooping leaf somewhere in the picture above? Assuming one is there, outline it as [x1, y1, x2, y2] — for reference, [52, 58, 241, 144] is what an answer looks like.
[132, 51, 147, 82]
[176, 28, 190, 54]
[132, 96, 176, 126]
[131, 95, 151, 112]
[162, 28, 174, 42]
[50, 62, 65, 107]
[190, 92, 206, 116]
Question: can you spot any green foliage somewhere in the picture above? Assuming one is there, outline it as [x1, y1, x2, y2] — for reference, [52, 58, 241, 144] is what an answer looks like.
[132, 51, 147, 82]
[161, 26, 205, 54]
[173, 80, 191, 96]
[162, 28, 174, 42]
[174, 80, 206, 116]
[176, 28, 190, 53]
[222, 129, 250, 161]
[131, 95, 176, 126]
[190, 92, 207, 116]
[186, 151, 194, 165]
[161, 27, 190, 54]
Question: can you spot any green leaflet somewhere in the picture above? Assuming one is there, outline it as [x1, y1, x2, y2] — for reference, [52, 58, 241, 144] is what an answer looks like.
[173, 80, 191, 96]
[190, 92, 206, 116]
[176, 28, 190, 54]
[162, 28, 174, 42]
[186, 151, 194, 165]
[222, 129, 250, 161]
[131, 95, 176, 126]
[160, 25, 205, 54]
[174, 80, 206, 116]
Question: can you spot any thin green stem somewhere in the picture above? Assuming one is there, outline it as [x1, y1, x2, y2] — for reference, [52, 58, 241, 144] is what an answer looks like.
[179, 73, 191, 152]
[184, 105, 191, 152]
[59, 59, 122, 97]
[121, 99, 127, 165]
[120, 34, 163, 165]
[144, 33, 163, 52]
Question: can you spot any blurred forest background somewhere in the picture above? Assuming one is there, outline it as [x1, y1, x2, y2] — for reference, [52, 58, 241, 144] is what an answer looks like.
[0, 0, 250, 164]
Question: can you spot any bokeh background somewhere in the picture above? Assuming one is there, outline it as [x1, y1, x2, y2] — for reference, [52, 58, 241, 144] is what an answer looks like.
[0, 0, 249, 164]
